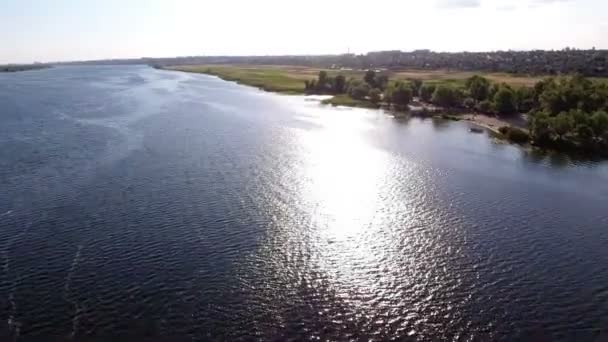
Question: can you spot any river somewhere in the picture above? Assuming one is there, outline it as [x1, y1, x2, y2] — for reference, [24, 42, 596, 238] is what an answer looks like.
[1, 65, 607, 340]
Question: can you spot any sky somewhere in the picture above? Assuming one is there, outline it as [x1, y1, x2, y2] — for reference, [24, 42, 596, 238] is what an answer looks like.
[1, 0, 607, 64]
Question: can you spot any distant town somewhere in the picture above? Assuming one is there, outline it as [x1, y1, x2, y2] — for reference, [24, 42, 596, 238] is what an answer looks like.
[43, 48, 608, 77]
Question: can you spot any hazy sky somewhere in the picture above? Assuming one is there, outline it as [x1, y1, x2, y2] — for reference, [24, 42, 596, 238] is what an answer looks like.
[1, 0, 607, 63]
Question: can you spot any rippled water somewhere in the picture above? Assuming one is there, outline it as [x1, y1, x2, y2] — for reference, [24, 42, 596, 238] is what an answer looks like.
[1, 65, 607, 340]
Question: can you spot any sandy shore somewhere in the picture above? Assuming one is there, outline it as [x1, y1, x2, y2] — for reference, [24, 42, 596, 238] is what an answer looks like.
[457, 113, 528, 134]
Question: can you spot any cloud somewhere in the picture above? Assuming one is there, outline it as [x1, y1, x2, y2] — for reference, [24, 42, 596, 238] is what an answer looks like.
[493, 0, 574, 10]
[529, 0, 573, 6]
[496, 4, 517, 10]
[436, 0, 481, 9]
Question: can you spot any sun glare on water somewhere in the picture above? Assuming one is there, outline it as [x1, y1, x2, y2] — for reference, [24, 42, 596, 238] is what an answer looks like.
[294, 108, 411, 302]
[302, 113, 388, 239]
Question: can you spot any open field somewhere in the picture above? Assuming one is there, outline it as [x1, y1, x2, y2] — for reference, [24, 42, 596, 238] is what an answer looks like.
[167, 64, 552, 93]
[167, 65, 313, 93]
[390, 69, 544, 87]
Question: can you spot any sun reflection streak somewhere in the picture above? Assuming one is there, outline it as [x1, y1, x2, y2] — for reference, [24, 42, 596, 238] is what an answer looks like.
[296, 109, 405, 301]
[243, 102, 474, 338]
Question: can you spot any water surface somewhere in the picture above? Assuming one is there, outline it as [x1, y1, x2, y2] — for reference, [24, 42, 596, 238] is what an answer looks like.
[1, 65, 607, 340]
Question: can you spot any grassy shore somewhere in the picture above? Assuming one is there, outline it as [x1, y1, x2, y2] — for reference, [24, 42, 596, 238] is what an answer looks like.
[167, 64, 548, 93]
[167, 65, 311, 94]
[166, 64, 608, 157]
[166, 64, 529, 131]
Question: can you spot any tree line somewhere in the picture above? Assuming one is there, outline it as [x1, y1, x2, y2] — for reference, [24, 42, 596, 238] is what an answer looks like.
[304, 70, 415, 108]
[0, 64, 48, 72]
[303, 70, 533, 115]
[361, 49, 607, 77]
[305, 70, 608, 156]
[144, 49, 608, 77]
[528, 76, 608, 154]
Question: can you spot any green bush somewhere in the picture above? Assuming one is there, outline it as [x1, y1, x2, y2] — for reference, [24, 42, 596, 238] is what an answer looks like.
[420, 84, 436, 102]
[369, 88, 382, 104]
[500, 126, 530, 143]
[466, 75, 490, 101]
[476, 100, 494, 113]
[494, 86, 517, 115]
[391, 83, 413, 107]
[410, 79, 423, 96]
[432, 85, 461, 107]
[348, 82, 371, 100]
[463, 97, 476, 109]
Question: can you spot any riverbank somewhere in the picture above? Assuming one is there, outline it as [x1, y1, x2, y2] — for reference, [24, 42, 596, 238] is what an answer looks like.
[323, 96, 524, 135]
[163, 65, 608, 157]
[459, 113, 528, 135]
[1, 64, 50, 72]
[164, 64, 542, 93]
[165, 65, 312, 94]
[164, 64, 527, 136]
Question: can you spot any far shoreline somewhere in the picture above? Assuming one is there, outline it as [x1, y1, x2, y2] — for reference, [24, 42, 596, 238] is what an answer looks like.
[161, 64, 608, 159]
[162, 65, 522, 138]
[0, 64, 50, 73]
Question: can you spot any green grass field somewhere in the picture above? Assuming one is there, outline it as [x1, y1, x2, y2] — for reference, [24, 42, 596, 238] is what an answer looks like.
[167, 64, 553, 93]
[167, 65, 311, 94]
[390, 69, 544, 87]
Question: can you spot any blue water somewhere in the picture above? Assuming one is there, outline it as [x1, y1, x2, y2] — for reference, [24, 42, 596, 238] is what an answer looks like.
[1, 65, 607, 340]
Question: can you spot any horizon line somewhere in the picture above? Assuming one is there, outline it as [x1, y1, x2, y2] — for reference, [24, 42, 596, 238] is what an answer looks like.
[4, 46, 607, 66]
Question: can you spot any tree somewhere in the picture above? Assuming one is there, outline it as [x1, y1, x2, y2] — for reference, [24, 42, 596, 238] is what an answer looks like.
[515, 87, 535, 113]
[476, 100, 494, 113]
[391, 83, 413, 108]
[540, 87, 568, 115]
[349, 82, 371, 100]
[589, 83, 608, 112]
[369, 88, 382, 104]
[489, 83, 501, 99]
[500, 126, 530, 143]
[420, 84, 436, 102]
[333, 75, 346, 94]
[463, 97, 476, 109]
[383, 86, 394, 105]
[466, 75, 490, 101]
[410, 79, 423, 96]
[454, 88, 466, 106]
[571, 109, 590, 127]
[493, 87, 517, 115]
[530, 111, 553, 143]
[590, 111, 608, 137]
[537, 76, 599, 115]
[577, 124, 594, 143]
[431, 85, 461, 107]
[304, 80, 316, 92]
[376, 74, 389, 91]
[364, 70, 376, 88]
[551, 112, 574, 139]
[534, 77, 552, 104]
[317, 71, 329, 90]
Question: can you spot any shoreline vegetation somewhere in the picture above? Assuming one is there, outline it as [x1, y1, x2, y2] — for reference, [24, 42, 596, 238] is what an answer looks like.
[166, 65, 608, 157]
[143, 49, 608, 77]
[0, 64, 49, 72]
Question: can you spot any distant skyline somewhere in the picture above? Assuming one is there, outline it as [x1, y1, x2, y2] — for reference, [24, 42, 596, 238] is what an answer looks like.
[1, 0, 607, 64]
